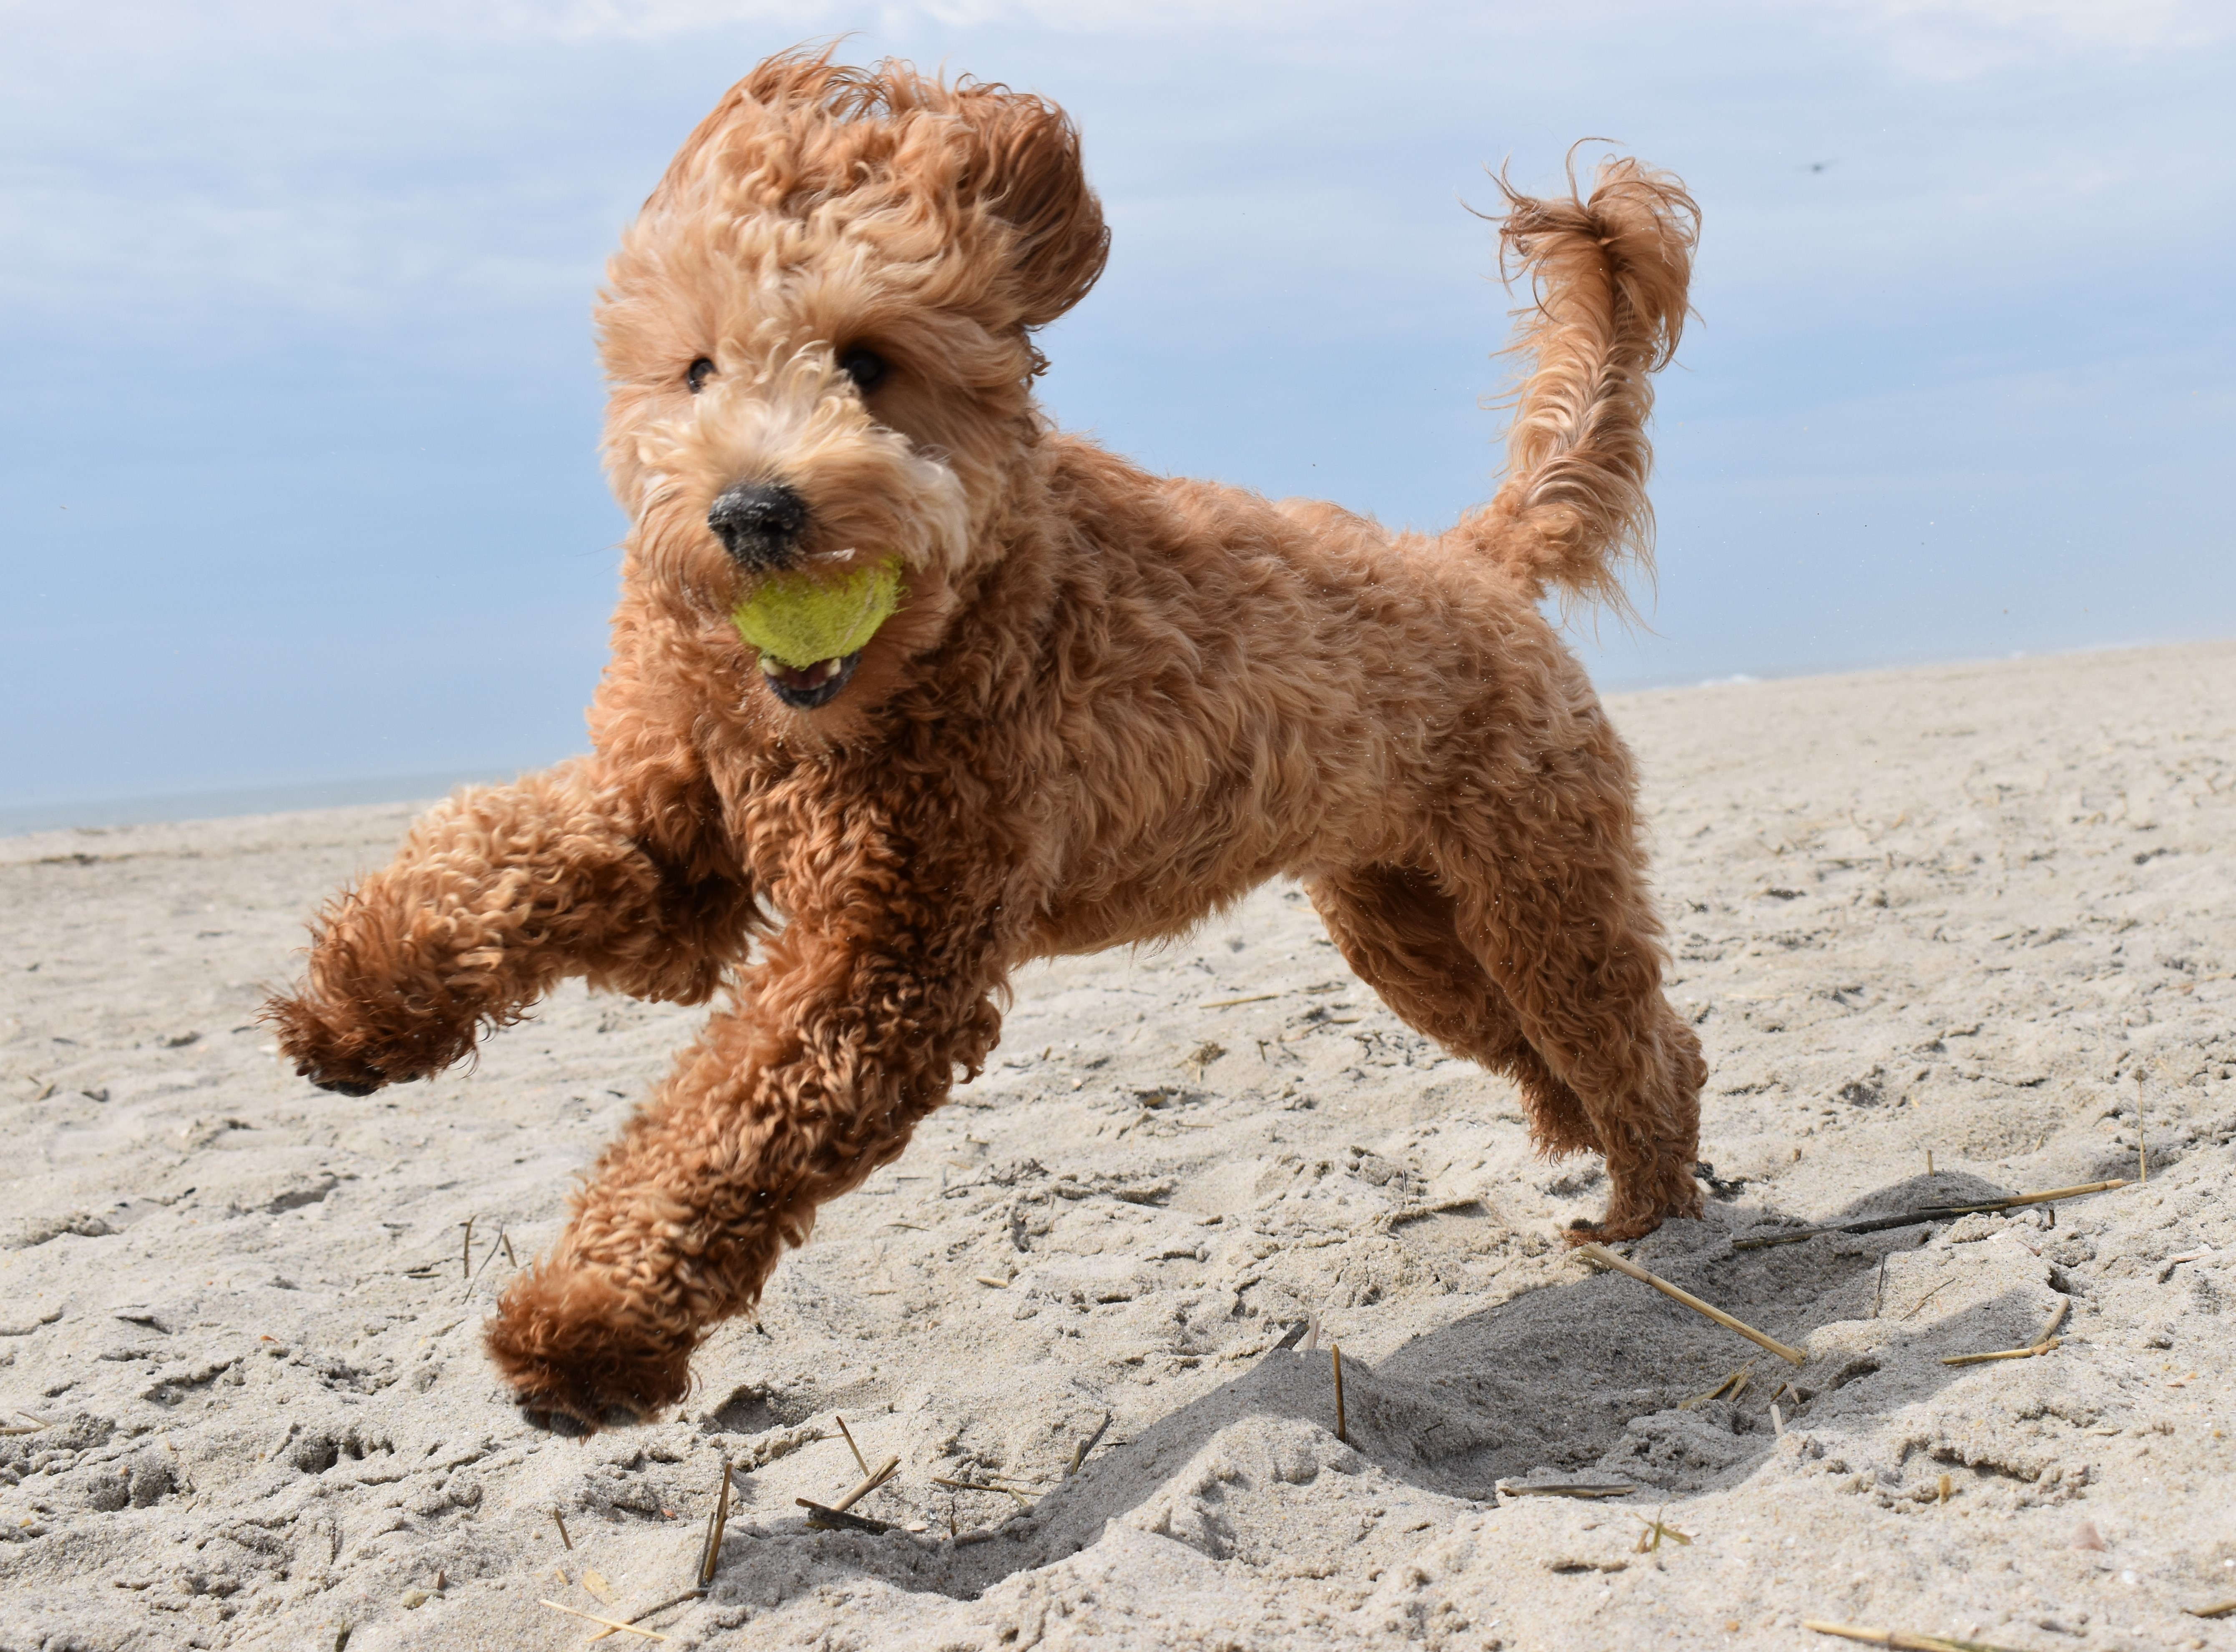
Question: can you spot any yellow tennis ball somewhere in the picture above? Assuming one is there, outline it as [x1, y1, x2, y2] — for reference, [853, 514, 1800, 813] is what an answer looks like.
[731, 556, 905, 669]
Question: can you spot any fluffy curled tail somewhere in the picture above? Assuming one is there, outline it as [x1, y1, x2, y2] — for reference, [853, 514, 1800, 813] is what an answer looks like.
[1453, 154, 1699, 611]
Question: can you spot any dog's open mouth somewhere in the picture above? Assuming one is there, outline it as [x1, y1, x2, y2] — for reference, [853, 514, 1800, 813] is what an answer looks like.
[730, 553, 903, 713]
[760, 651, 861, 709]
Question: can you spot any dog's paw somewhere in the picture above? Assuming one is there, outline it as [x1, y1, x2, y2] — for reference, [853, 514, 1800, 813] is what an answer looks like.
[261, 994, 397, 1094]
[259, 988, 454, 1096]
[308, 1073, 386, 1097]
[1562, 1214, 1669, 1246]
[485, 1270, 695, 1432]
[1563, 1176, 1705, 1246]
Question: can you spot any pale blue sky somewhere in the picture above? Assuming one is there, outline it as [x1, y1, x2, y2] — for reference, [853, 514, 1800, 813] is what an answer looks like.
[4, 0, 2232, 819]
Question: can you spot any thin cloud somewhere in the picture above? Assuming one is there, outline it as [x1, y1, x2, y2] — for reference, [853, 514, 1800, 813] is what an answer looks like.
[1824, 0, 2233, 80]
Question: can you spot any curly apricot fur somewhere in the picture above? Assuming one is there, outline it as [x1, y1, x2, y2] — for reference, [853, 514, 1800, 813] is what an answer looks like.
[266, 49, 1707, 1426]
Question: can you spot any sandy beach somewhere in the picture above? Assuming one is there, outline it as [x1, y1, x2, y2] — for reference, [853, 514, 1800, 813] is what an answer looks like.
[3, 641, 2232, 1652]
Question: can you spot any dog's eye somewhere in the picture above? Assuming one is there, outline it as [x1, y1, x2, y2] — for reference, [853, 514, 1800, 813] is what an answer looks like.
[686, 357, 715, 394]
[837, 348, 888, 392]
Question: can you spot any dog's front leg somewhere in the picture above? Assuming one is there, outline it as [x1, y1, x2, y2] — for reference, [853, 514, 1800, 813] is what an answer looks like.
[484, 850, 1007, 1426]
[266, 759, 755, 1095]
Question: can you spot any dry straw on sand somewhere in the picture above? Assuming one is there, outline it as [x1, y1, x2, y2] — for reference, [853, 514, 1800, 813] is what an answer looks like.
[588, 1591, 710, 1643]
[1806, 1621, 2035, 1652]
[1495, 1480, 1637, 1500]
[537, 1598, 670, 1642]
[1681, 1366, 1754, 1409]
[1732, 1179, 2126, 1250]
[1942, 1294, 2075, 1367]
[1332, 1345, 1347, 1443]
[1067, 1411, 1113, 1474]
[795, 1501, 893, 1535]
[1575, 1242, 1806, 1364]
[834, 1414, 871, 1478]
[695, 1458, 733, 1588]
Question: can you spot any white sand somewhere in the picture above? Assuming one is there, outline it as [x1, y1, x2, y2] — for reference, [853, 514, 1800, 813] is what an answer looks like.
[3, 642, 2232, 1652]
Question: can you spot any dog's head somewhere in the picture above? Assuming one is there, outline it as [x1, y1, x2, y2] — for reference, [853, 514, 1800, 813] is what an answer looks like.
[598, 51, 1107, 716]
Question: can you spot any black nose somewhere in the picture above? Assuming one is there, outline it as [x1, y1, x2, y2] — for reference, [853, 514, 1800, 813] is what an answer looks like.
[707, 481, 808, 569]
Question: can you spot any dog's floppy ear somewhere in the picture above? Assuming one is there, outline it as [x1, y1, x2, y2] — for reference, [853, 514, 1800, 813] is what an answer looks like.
[952, 84, 1110, 329]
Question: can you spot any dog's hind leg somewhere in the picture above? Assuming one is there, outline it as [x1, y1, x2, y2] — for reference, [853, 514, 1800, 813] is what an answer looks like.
[1427, 787, 1706, 1245]
[1306, 866, 1596, 1157]
[484, 801, 1009, 1426]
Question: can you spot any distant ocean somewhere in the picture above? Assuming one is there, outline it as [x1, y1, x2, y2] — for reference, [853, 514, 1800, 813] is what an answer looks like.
[0, 772, 509, 837]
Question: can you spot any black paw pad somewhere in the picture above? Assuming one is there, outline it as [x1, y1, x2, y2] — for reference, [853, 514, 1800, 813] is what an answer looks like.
[310, 1075, 382, 1097]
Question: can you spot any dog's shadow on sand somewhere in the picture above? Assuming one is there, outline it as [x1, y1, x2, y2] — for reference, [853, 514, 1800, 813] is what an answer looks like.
[707, 1161, 2117, 1604]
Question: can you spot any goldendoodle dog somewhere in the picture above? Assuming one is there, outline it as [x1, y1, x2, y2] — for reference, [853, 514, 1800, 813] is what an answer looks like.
[267, 50, 1705, 1426]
